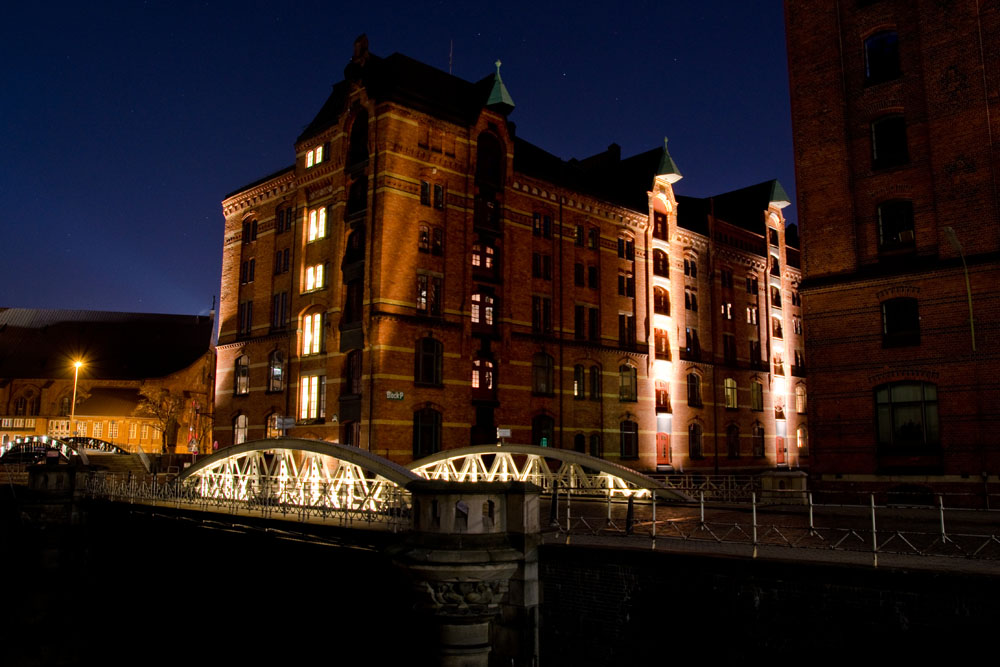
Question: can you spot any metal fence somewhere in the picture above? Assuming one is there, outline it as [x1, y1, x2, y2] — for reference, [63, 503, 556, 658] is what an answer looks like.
[83, 472, 412, 532]
[546, 489, 1000, 566]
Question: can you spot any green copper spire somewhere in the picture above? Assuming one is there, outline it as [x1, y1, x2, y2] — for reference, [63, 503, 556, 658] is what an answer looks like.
[486, 59, 515, 113]
[656, 137, 682, 183]
[768, 180, 791, 208]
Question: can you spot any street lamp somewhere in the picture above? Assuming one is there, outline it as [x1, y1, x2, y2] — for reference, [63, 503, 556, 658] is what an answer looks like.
[70, 360, 84, 438]
[943, 227, 976, 352]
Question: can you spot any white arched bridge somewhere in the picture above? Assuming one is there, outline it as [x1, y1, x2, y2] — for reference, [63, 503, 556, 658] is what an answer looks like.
[88, 438, 688, 525]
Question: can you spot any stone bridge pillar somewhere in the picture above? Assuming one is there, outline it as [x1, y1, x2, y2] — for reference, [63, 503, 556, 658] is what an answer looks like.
[391, 480, 540, 666]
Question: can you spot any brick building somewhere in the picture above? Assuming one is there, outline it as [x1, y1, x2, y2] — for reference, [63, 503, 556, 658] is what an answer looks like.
[215, 36, 806, 473]
[0, 309, 215, 454]
[786, 1, 1000, 497]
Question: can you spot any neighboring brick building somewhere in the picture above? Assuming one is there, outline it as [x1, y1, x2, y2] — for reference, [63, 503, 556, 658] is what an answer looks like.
[0, 309, 215, 454]
[215, 36, 805, 473]
[786, 1, 1000, 498]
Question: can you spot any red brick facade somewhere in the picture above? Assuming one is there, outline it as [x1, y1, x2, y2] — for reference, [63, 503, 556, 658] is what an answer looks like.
[215, 38, 805, 473]
[786, 1, 1000, 495]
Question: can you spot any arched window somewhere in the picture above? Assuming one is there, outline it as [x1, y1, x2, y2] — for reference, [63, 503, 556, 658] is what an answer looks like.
[590, 433, 603, 458]
[573, 365, 585, 399]
[795, 385, 807, 414]
[472, 358, 495, 392]
[347, 109, 369, 167]
[233, 414, 248, 445]
[727, 424, 740, 459]
[344, 227, 365, 264]
[574, 433, 586, 453]
[475, 132, 504, 188]
[413, 407, 442, 459]
[653, 249, 669, 277]
[875, 381, 939, 447]
[532, 414, 554, 447]
[619, 420, 639, 460]
[13, 396, 27, 416]
[752, 423, 765, 457]
[619, 365, 637, 402]
[266, 413, 282, 439]
[797, 425, 809, 456]
[688, 423, 703, 459]
[687, 373, 702, 407]
[724, 378, 738, 409]
[234, 355, 250, 396]
[654, 287, 670, 316]
[590, 366, 602, 401]
[344, 350, 363, 395]
[58, 396, 71, 417]
[864, 30, 900, 84]
[346, 176, 368, 216]
[268, 350, 285, 392]
[532, 353, 555, 395]
[414, 337, 443, 386]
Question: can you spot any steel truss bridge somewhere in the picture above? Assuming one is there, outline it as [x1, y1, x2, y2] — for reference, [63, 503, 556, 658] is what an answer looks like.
[101, 439, 687, 525]
[1, 435, 131, 464]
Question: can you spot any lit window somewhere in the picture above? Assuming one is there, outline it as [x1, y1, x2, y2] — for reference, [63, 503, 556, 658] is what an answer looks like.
[299, 375, 326, 420]
[797, 426, 809, 456]
[654, 287, 670, 315]
[108, 421, 119, 439]
[471, 291, 494, 326]
[233, 414, 248, 444]
[747, 305, 758, 324]
[234, 355, 250, 395]
[306, 144, 324, 168]
[796, 385, 807, 414]
[266, 413, 282, 439]
[724, 378, 738, 409]
[472, 358, 494, 390]
[305, 264, 325, 292]
[573, 365, 585, 399]
[268, 350, 285, 392]
[141, 424, 148, 440]
[302, 313, 323, 356]
[94, 422, 103, 438]
[129, 423, 137, 440]
[416, 274, 442, 316]
[307, 207, 327, 242]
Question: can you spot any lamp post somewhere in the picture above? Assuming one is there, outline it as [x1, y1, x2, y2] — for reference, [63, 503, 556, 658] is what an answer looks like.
[70, 360, 83, 438]
[943, 227, 976, 352]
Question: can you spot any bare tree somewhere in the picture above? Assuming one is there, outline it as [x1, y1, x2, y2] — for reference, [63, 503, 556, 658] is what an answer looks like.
[133, 385, 185, 453]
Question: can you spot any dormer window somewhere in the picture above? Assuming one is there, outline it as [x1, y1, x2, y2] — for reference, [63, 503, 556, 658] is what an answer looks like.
[306, 144, 325, 168]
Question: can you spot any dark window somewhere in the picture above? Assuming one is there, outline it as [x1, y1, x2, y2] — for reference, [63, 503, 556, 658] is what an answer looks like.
[415, 337, 443, 386]
[575, 225, 585, 246]
[413, 408, 442, 459]
[345, 228, 365, 264]
[875, 382, 939, 448]
[654, 287, 670, 315]
[653, 212, 668, 241]
[532, 353, 555, 395]
[343, 420, 361, 447]
[433, 184, 445, 209]
[727, 424, 740, 459]
[620, 421, 639, 460]
[685, 289, 698, 312]
[574, 433, 586, 452]
[877, 200, 915, 250]
[588, 228, 599, 250]
[688, 423, 703, 459]
[59, 396, 70, 416]
[588, 265, 599, 289]
[619, 365, 637, 402]
[418, 224, 430, 251]
[589, 365, 601, 401]
[865, 30, 901, 84]
[882, 297, 920, 346]
[532, 297, 552, 333]
[344, 281, 363, 323]
[348, 109, 369, 166]
[588, 307, 600, 342]
[720, 269, 733, 289]
[344, 350, 363, 395]
[752, 423, 765, 457]
[420, 181, 430, 206]
[532, 253, 552, 280]
[237, 300, 253, 336]
[746, 276, 759, 295]
[476, 132, 504, 188]
[872, 115, 909, 169]
[618, 314, 635, 347]
[687, 373, 702, 407]
[270, 291, 288, 330]
[653, 249, 669, 277]
[574, 305, 585, 339]
[574, 262, 585, 286]
[589, 433, 603, 457]
[274, 248, 290, 274]
[346, 177, 367, 216]
[684, 327, 700, 360]
[532, 414, 554, 447]
[750, 381, 764, 411]
[617, 237, 635, 260]
[684, 257, 697, 278]
[723, 333, 737, 365]
[768, 227, 780, 247]
[416, 274, 442, 316]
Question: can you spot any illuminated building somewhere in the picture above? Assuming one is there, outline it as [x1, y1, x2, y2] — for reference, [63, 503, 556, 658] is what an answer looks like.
[786, 1, 1000, 496]
[215, 36, 806, 472]
[0, 309, 214, 454]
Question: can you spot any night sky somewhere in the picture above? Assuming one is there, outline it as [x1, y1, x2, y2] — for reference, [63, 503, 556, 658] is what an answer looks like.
[1, 1, 793, 316]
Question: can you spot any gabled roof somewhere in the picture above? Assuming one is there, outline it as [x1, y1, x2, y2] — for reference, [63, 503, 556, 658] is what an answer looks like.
[676, 180, 790, 237]
[298, 52, 503, 144]
[0, 309, 213, 381]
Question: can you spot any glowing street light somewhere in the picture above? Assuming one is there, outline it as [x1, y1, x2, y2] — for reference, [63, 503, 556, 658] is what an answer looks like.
[70, 360, 84, 438]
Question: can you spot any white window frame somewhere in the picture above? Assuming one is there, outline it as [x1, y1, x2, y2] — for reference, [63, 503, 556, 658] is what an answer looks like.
[307, 207, 327, 242]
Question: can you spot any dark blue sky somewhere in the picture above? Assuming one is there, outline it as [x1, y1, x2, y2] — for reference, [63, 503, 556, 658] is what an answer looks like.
[1, 1, 793, 316]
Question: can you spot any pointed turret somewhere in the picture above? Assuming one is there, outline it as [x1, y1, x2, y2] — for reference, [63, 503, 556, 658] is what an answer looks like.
[767, 180, 791, 208]
[656, 137, 682, 183]
[486, 59, 515, 114]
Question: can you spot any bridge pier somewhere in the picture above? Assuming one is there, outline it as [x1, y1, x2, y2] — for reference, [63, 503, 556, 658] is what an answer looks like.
[392, 480, 540, 666]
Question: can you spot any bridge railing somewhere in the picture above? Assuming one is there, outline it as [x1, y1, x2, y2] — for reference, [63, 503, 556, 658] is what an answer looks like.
[83, 472, 413, 531]
[545, 490, 1000, 566]
[648, 474, 761, 502]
